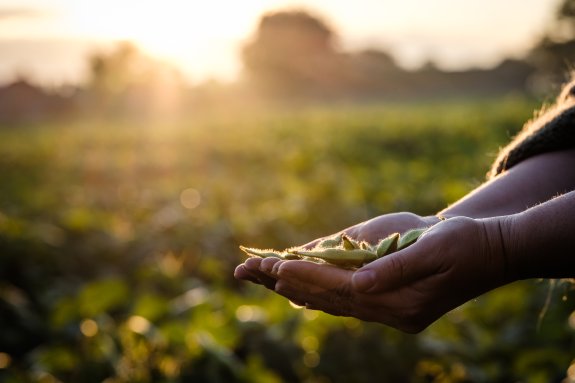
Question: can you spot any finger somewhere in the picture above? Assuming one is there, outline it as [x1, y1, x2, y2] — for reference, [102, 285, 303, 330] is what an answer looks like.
[351, 238, 439, 293]
[276, 260, 353, 291]
[273, 269, 413, 330]
[273, 261, 355, 312]
[258, 273, 278, 290]
[274, 279, 315, 306]
[259, 257, 282, 275]
[234, 264, 260, 283]
[274, 278, 354, 316]
[243, 257, 263, 271]
[234, 263, 276, 290]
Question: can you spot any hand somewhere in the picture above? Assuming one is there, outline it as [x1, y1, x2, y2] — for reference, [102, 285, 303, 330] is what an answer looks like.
[306, 212, 441, 246]
[254, 216, 514, 333]
[234, 212, 440, 290]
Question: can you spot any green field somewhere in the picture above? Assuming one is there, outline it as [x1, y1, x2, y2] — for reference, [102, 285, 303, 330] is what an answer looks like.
[1, 97, 574, 383]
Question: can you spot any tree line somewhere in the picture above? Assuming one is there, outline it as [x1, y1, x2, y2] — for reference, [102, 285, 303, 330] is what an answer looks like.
[1, 1, 574, 123]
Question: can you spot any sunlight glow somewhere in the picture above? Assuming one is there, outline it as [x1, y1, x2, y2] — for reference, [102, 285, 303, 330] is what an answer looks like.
[62, 0, 270, 80]
[0, 0, 563, 85]
[68, 1, 232, 50]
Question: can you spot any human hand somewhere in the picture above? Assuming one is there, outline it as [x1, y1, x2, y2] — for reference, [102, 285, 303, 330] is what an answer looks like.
[249, 216, 514, 333]
[234, 212, 440, 290]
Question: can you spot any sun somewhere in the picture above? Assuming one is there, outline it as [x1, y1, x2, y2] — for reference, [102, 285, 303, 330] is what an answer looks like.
[68, 1, 243, 51]
[64, 0, 275, 79]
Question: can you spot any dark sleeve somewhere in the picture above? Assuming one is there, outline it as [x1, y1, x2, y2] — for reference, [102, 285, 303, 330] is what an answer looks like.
[488, 78, 575, 179]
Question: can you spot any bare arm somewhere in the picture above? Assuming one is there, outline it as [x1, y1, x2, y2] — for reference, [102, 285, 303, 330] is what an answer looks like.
[439, 147, 575, 219]
[314, 147, 575, 244]
[503, 189, 575, 280]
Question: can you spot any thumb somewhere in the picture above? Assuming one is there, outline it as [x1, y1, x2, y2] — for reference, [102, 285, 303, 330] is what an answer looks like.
[351, 244, 431, 293]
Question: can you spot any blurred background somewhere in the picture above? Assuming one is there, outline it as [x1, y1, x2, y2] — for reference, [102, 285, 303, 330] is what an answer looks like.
[1, 1, 575, 382]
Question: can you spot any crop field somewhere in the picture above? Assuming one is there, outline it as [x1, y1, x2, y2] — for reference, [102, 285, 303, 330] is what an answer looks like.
[1, 97, 574, 382]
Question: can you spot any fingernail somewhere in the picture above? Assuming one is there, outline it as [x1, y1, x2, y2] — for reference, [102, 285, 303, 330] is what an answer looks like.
[352, 269, 376, 292]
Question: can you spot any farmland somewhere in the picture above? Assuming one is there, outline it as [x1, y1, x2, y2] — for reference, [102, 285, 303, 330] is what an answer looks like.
[1, 97, 574, 383]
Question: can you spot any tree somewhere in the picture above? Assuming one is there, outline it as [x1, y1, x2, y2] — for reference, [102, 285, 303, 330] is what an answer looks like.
[527, 0, 575, 91]
[241, 10, 348, 98]
[87, 42, 186, 118]
[557, 0, 575, 36]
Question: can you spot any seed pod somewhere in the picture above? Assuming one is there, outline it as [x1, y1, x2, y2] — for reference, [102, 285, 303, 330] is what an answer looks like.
[359, 241, 373, 251]
[239, 246, 284, 259]
[397, 228, 427, 250]
[282, 248, 303, 260]
[375, 232, 400, 257]
[316, 233, 344, 249]
[288, 248, 377, 267]
[342, 234, 360, 250]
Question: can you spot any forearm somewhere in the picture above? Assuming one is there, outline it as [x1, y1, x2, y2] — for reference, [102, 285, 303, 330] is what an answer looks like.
[501, 190, 575, 279]
[438, 148, 575, 219]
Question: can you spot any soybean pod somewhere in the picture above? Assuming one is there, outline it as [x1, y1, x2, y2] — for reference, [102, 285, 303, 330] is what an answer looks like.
[240, 226, 430, 269]
[239, 246, 285, 259]
[315, 233, 344, 249]
[288, 248, 377, 267]
[375, 232, 400, 257]
[396, 228, 427, 250]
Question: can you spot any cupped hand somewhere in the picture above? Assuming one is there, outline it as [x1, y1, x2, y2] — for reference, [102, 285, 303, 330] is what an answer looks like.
[234, 212, 440, 290]
[255, 216, 514, 333]
[305, 212, 441, 246]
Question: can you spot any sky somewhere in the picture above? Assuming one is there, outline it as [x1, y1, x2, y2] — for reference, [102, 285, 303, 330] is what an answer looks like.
[0, 0, 564, 86]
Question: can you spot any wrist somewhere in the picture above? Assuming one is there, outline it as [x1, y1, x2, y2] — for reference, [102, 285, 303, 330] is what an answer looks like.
[504, 194, 575, 280]
[478, 216, 520, 284]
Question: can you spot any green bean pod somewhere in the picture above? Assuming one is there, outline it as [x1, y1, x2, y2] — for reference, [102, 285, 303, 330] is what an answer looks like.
[396, 228, 427, 250]
[239, 246, 284, 259]
[316, 233, 344, 249]
[342, 234, 360, 250]
[375, 232, 400, 257]
[288, 248, 377, 267]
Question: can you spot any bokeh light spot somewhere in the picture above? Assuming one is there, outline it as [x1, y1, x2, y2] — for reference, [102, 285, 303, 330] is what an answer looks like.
[127, 315, 151, 334]
[235, 305, 265, 322]
[80, 318, 99, 337]
[0, 352, 11, 369]
[567, 361, 575, 381]
[301, 336, 319, 352]
[303, 351, 320, 368]
[569, 311, 575, 330]
[180, 188, 201, 209]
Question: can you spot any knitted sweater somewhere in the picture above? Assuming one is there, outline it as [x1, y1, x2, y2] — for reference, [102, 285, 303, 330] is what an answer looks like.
[489, 78, 575, 178]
